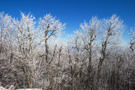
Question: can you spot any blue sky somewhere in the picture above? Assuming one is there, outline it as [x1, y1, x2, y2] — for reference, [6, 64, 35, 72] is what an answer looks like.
[0, 0, 135, 41]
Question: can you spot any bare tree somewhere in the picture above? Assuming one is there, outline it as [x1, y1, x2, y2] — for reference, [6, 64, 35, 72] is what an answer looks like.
[0, 12, 13, 54]
[74, 17, 100, 89]
[80, 17, 100, 74]
[13, 12, 39, 88]
[38, 14, 65, 82]
[97, 15, 125, 89]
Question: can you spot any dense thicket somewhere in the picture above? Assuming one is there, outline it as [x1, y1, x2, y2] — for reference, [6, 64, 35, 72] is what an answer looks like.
[0, 12, 135, 90]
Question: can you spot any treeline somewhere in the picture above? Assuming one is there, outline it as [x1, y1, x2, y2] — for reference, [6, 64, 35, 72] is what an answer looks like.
[0, 12, 135, 90]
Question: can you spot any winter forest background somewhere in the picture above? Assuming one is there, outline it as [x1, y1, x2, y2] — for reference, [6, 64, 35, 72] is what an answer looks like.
[0, 0, 135, 90]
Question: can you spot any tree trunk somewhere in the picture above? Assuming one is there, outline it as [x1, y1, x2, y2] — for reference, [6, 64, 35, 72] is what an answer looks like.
[45, 40, 49, 63]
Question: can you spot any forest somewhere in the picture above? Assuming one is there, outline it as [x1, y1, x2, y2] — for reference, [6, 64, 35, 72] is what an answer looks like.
[0, 12, 135, 90]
